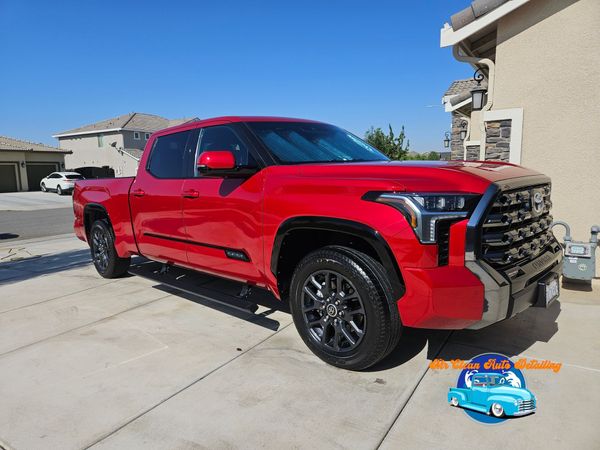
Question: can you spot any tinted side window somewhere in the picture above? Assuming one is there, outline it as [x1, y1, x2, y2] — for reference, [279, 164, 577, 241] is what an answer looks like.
[198, 125, 256, 167]
[148, 130, 191, 178]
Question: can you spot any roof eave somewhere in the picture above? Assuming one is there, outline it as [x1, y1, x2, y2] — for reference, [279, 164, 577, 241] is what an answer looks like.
[52, 127, 123, 138]
[440, 0, 532, 47]
[444, 96, 473, 113]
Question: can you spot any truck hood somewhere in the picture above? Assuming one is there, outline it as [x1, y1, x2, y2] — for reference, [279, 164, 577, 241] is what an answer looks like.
[488, 385, 535, 401]
[296, 160, 542, 193]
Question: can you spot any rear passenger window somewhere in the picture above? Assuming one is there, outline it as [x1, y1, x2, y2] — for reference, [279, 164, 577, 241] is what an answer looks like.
[147, 130, 191, 178]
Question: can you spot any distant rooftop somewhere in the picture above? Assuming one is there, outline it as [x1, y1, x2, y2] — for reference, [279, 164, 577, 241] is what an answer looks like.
[444, 78, 481, 97]
[443, 78, 488, 109]
[53, 112, 198, 138]
[0, 135, 71, 153]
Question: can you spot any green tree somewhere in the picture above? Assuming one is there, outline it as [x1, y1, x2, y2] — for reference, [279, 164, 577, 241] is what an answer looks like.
[365, 124, 409, 160]
[422, 151, 441, 160]
[404, 151, 441, 161]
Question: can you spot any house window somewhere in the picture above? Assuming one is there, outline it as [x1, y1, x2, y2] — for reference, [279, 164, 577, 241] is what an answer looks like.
[134, 131, 141, 140]
[145, 133, 150, 140]
[97, 134, 104, 147]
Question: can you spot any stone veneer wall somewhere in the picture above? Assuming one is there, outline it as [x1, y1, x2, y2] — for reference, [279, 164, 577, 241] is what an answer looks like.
[465, 145, 480, 160]
[485, 120, 512, 161]
[450, 112, 465, 160]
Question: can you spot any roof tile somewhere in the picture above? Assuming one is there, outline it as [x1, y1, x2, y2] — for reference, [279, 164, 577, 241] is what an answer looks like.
[55, 113, 198, 136]
[0, 135, 71, 153]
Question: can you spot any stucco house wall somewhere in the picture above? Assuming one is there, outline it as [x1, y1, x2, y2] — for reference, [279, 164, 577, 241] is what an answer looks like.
[493, 0, 600, 238]
[60, 132, 139, 177]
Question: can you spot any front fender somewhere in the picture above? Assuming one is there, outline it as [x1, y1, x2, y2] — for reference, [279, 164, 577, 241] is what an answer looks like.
[486, 395, 519, 415]
[447, 390, 467, 403]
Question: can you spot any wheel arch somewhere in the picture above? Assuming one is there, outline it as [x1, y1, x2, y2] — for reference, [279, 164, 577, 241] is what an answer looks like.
[449, 390, 467, 403]
[83, 203, 112, 240]
[486, 395, 517, 414]
[271, 217, 404, 300]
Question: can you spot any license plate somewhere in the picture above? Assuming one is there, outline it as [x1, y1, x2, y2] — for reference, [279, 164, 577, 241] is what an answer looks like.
[543, 276, 559, 307]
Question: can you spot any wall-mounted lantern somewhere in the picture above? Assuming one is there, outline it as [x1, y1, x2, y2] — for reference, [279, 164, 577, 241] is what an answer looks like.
[460, 121, 468, 140]
[471, 68, 487, 111]
[443, 131, 451, 148]
[60, 162, 66, 169]
[20, 161, 26, 168]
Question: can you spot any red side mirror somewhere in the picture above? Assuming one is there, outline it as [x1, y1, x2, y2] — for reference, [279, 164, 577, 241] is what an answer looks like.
[197, 151, 236, 171]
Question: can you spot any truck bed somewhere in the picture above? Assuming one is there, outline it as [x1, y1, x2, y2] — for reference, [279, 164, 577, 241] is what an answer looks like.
[73, 177, 137, 257]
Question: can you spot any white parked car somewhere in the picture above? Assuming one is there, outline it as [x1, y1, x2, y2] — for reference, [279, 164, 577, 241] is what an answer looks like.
[40, 172, 84, 195]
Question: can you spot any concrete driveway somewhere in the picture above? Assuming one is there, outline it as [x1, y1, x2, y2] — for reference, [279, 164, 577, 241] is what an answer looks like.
[0, 235, 598, 449]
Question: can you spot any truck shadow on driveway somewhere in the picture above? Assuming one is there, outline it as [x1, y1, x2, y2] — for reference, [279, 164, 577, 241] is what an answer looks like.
[442, 301, 561, 359]
[129, 258, 287, 332]
[0, 250, 563, 370]
[369, 301, 561, 371]
[0, 248, 92, 285]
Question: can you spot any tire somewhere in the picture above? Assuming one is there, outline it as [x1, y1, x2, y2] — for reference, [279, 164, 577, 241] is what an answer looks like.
[89, 220, 131, 278]
[57, 185, 63, 195]
[289, 246, 402, 370]
[41, 183, 47, 192]
[491, 403, 505, 418]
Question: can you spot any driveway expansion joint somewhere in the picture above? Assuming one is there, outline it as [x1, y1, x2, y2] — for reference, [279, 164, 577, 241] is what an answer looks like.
[85, 323, 292, 449]
[375, 331, 454, 449]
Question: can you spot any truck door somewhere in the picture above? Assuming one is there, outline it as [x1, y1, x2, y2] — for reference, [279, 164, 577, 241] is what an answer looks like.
[180, 124, 265, 284]
[129, 129, 198, 264]
[470, 377, 489, 405]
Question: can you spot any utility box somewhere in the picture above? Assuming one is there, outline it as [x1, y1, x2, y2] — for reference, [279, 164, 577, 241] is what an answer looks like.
[552, 222, 598, 282]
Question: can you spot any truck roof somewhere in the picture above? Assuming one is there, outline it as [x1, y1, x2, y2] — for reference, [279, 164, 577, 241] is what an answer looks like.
[155, 116, 323, 137]
[473, 372, 504, 378]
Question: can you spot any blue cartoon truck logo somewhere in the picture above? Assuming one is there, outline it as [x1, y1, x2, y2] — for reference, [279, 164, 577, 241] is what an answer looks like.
[448, 372, 536, 418]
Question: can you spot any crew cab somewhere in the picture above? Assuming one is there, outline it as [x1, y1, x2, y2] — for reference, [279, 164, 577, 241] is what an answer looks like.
[73, 116, 563, 370]
[448, 373, 537, 417]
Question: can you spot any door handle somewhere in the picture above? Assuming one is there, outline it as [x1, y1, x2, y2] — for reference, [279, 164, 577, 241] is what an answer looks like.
[132, 188, 145, 197]
[182, 189, 199, 199]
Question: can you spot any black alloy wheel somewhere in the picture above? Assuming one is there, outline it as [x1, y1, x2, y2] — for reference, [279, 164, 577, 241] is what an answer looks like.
[290, 246, 402, 370]
[301, 270, 366, 352]
[92, 225, 110, 273]
[89, 220, 131, 278]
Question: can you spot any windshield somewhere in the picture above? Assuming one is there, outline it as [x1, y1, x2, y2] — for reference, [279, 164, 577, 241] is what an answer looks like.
[478, 375, 509, 386]
[246, 122, 388, 164]
[65, 174, 83, 179]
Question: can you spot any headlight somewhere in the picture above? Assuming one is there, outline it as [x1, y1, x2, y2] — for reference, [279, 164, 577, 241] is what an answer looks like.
[364, 192, 480, 243]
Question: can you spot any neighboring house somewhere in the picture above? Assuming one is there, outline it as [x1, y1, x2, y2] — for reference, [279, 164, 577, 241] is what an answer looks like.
[53, 113, 197, 177]
[440, 0, 599, 238]
[0, 136, 71, 192]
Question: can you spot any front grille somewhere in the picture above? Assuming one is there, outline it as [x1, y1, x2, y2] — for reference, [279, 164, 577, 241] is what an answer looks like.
[518, 399, 535, 411]
[480, 183, 554, 269]
[437, 220, 451, 266]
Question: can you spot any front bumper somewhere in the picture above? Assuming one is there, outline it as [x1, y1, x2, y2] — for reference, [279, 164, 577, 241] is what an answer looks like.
[396, 175, 563, 330]
[465, 247, 562, 329]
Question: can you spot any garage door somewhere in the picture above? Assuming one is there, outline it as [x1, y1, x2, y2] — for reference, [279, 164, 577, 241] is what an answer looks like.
[0, 164, 19, 192]
[26, 163, 59, 191]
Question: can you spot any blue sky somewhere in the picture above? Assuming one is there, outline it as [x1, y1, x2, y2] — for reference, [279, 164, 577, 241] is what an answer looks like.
[0, 0, 472, 152]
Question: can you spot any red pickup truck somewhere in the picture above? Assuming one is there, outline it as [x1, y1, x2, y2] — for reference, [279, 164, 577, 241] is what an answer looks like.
[73, 116, 563, 370]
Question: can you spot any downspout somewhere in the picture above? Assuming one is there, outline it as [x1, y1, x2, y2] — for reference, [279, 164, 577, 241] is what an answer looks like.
[452, 45, 495, 160]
